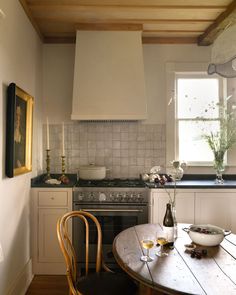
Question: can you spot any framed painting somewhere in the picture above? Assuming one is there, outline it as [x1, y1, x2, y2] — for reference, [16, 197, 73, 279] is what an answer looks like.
[6, 83, 34, 177]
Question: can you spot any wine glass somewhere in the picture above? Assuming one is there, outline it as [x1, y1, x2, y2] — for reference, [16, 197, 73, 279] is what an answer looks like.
[156, 235, 168, 257]
[140, 236, 154, 262]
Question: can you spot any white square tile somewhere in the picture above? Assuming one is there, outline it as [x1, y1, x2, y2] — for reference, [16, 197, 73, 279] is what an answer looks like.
[43, 122, 166, 174]
[121, 132, 129, 141]
[113, 141, 121, 149]
[121, 158, 128, 166]
[121, 149, 128, 157]
[113, 158, 121, 165]
[112, 133, 120, 140]
[121, 141, 129, 149]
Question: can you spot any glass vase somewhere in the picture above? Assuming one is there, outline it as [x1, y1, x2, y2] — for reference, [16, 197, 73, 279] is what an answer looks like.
[213, 151, 225, 184]
[171, 161, 184, 181]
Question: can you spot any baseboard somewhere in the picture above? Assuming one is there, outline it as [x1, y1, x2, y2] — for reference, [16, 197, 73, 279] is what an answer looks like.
[7, 259, 34, 295]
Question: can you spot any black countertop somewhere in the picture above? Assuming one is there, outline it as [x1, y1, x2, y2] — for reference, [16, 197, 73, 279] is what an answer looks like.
[146, 174, 236, 189]
[31, 174, 236, 189]
[31, 174, 77, 188]
[146, 179, 236, 189]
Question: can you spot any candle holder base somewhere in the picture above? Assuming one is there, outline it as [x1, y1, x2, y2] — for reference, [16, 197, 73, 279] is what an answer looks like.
[58, 155, 69, 184]
[44, 149, 51, 183]
[58, 174, 70, 184]
[43, 174, 52, 182]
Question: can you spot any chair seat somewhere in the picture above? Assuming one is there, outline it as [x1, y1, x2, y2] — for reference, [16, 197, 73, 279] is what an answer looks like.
[76, 271, 137, 295]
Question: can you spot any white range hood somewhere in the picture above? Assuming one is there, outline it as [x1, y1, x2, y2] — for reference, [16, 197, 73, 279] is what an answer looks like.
[71, 30, 147, 120]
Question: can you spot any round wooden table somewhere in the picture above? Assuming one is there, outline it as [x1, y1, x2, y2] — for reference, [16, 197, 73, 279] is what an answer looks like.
[113, 223, 236, 295]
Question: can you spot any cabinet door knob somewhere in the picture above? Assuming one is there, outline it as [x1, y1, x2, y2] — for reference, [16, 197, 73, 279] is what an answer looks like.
[51, 197, 54, 200]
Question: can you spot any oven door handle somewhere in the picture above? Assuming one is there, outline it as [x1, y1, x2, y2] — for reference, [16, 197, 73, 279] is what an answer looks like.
[80, 209, 143, 213]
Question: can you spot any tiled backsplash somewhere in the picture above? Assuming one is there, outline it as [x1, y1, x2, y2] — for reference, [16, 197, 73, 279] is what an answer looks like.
[43, 122, 166, 178]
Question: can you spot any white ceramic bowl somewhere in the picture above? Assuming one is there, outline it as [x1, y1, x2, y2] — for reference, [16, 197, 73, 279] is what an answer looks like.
[183, 224, 231, 246]
[184, 243, 196, 251]
[79, 164, 106, 180]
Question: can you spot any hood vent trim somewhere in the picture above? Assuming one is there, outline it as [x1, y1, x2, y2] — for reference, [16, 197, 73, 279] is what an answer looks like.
[80, 120, 139, 123]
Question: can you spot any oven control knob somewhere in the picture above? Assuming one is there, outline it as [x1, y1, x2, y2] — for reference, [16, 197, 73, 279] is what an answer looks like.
[109, 193, 115, 201]
[99, 192, 106, 202]
[131, 193, 136, 201]
[78, 194, 84, 201]
[116, 193, 122, 202]
[122, 193, 128, 202]
[88, 193, 95, 201]
[137, 193, 143, 202]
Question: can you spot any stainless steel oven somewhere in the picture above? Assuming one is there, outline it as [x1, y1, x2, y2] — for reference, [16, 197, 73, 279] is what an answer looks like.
[73, 181, 148, 269]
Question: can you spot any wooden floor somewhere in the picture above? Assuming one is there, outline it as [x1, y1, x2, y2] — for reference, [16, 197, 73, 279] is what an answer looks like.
[26, 275, 165, 295]
[26, 275, 69, 295]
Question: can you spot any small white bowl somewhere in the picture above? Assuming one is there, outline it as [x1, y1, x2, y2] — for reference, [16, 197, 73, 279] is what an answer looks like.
[45, 178, 61, 185]
[184, 243, 196, 251]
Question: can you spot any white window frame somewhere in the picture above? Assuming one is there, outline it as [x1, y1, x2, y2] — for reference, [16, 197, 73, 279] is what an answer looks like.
[166, 62, 226, 169]
[176, 72, 225, 166]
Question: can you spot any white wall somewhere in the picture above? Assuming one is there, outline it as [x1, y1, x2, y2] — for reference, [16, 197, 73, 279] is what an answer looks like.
[42, 43, 212, 124]
[0, 1, 42, 294]
[143, 44, 212, 124]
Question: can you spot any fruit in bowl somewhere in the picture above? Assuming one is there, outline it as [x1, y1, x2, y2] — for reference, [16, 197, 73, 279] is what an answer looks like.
[183, 224, 231, 246]
[154, 174, 173, 185]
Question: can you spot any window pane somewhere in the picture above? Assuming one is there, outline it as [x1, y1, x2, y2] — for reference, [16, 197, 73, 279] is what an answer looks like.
[177, 78, 219, 119]
[178, 120, 220, 162]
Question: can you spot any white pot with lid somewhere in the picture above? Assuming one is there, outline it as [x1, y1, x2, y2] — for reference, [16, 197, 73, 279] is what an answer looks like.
[78, 164, 107, 180]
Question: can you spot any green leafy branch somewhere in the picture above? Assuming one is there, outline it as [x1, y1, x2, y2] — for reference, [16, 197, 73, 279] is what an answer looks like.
[203, 99, 236, 158]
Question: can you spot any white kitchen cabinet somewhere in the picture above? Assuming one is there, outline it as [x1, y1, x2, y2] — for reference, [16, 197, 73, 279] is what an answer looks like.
[31, 187, 72, 274]
[150, 188, 236, 233]
[195, 191, 236, 232]
[38, 208, 67, 263]
[150, 189, 195, 224]
[230, 196, 236, 233]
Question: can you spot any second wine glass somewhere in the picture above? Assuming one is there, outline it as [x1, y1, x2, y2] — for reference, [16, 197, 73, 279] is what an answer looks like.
[140, 237, 154, 262]
[156, 235, 168, 257]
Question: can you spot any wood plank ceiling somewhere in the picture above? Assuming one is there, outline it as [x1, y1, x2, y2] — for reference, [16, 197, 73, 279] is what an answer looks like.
[19, 0, 236, 45]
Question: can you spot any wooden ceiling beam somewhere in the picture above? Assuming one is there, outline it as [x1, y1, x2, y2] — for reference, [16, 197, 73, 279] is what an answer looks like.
[143, 30, 203, 33]
[198, 0, 236, 46]
[28, 4, 227, 10]
[35, 18, 214, 25]
[142, 37, 197, 44]
[43, 35, 198, 44]
[76, 23, 143, 31]
[44, 36, 76, 43]
[26, 0, 232, 6]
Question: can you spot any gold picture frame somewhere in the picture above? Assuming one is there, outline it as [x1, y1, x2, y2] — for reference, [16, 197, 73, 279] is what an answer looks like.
[6, 83, 34, 177]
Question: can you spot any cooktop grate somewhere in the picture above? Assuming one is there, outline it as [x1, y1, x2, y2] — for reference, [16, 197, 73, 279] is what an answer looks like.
[75, 178, 146, 188]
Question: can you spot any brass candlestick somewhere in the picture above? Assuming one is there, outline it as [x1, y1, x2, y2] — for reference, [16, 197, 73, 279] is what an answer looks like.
[44, 149, 51, 181]
[61, 155, 66, 177]
[59, 155, 69, 184]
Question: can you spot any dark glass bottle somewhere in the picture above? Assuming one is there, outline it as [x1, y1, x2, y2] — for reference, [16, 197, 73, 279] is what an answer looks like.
[163, 203, 174, 246]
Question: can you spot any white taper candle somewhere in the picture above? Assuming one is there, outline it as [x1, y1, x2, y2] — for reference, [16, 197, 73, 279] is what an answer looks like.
[46, 117, 50, 150]
[0, 242, 4, 263]
[62, 122, 65, 156]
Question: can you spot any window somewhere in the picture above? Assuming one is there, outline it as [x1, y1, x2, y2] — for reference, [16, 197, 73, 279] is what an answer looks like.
[175, 73, 225, 165]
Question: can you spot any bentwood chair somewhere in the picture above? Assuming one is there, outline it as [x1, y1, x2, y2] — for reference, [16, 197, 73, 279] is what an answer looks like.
[57, 210, 137, 295]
